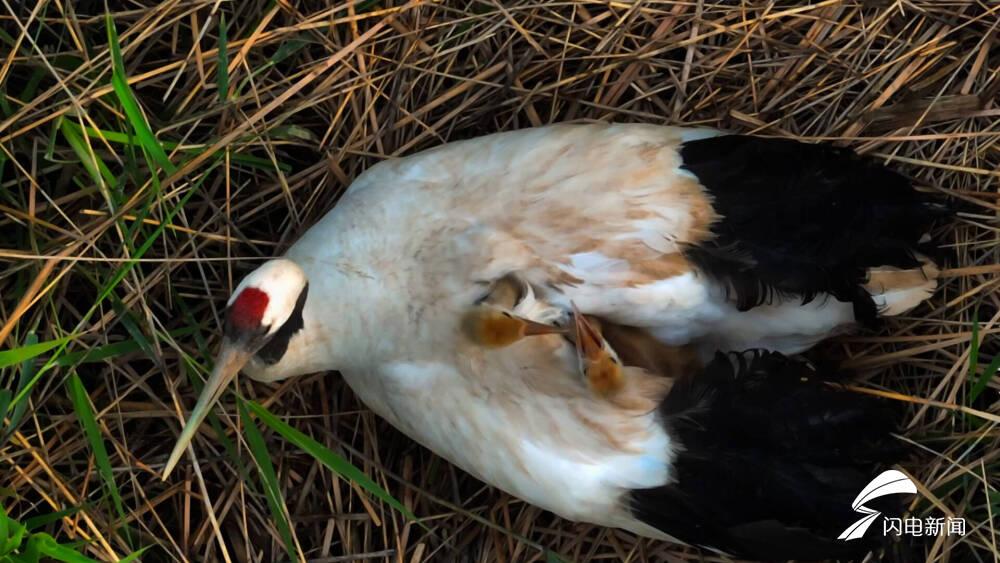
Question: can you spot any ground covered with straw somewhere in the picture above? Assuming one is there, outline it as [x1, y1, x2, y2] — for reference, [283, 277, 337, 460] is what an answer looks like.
[1, 1, 998, 562]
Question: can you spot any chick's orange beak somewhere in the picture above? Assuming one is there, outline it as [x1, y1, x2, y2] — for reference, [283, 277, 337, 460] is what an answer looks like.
[570, 303, 603, 361]
[162, 341, 251, 478]
[520, 318, 567, 336]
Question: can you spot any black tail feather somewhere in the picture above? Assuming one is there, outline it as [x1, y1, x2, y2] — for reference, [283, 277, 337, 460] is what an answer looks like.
[628, 351, 910, 561]
[680, 135, 948, 322]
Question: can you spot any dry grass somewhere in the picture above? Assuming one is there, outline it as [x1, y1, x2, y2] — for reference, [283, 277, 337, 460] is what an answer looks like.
[1, 1, 998, 562]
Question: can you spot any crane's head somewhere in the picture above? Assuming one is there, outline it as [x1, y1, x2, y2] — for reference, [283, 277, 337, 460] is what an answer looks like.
[163, 258, 308, 478]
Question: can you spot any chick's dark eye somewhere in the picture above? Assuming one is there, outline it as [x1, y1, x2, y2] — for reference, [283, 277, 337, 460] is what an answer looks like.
[502, 312, 513, 318]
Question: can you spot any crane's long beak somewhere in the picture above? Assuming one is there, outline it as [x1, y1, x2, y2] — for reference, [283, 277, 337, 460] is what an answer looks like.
[162, 342, 251, 479]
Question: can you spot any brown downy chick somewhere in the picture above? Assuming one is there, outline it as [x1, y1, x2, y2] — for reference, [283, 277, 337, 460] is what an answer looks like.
[570, 304, 625, 397]
[598, 322, 702, 377]
[464, 275, 567, 348]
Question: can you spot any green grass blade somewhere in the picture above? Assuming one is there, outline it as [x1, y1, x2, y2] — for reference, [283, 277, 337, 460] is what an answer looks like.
[55, 326, 197, 367]
[0, 504, 9, 552]
[55, 340, 146, 367]
[238, 400, 296, 561]
[0, 84, 12, 117]
[108, 298, 156, 362]
[105, 14, 175, 174]
[0, 390, 10, 429]
[217, 15, 229, 102]
[20, 533, 41, 562]
[62, 121, 288, 172]
[9, 529, 25, 558]
[2, 332, 39, 441]
[7, 529, 26, 558]
[969, 354, 1000, 405]
[23, 507, 83, 532]
[58, 118, 118, 190]
[234, 38, 307, 98]
[963, 309, 979, 426]
[66, 374, 129, 545]
[8, 333, 39, 433]
[0, 390, 19, 447]
[269, 38, 307, 66]
[1, 507, 26, 557]
[20, 67, 46, 103]
[268, 125, 317, 143]
[33, 533, 102, 563]
[246, 401, 417, 521]
[0, 336, 73, 369]
[116, 546, 149, 562]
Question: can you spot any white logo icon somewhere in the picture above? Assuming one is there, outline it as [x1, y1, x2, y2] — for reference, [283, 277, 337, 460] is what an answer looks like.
[838, 470, 917, 541]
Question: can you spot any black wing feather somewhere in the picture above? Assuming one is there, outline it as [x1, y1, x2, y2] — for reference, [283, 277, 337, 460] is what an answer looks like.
[628, 351, 908, 561]
[680, 135, 947, 323]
